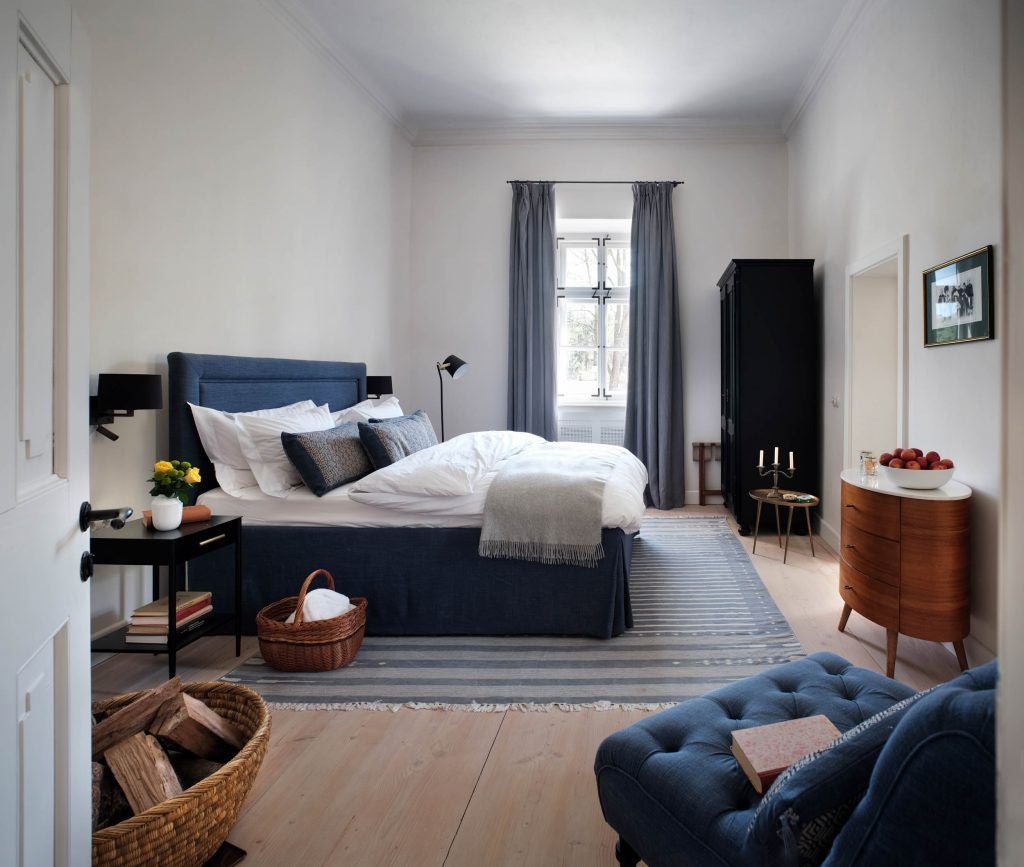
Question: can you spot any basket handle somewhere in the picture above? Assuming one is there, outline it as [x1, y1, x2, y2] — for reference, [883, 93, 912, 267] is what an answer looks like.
[292, 569, 335, 625]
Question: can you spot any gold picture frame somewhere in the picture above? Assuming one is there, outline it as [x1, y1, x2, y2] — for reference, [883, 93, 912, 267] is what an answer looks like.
[923, 245, 994, 347]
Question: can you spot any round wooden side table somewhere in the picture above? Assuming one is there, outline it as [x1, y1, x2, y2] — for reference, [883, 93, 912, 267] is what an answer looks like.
[748, 489, 820, 564]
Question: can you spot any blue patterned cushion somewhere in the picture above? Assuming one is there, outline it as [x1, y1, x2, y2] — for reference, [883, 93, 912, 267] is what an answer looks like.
[742, 685, 939, 867]
[358, 410, 438, 468]
[281, 422, 373, 496]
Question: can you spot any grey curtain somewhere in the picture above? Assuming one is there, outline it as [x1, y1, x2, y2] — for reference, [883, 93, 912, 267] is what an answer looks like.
[507, 182, 558, 440]
[625, 182, 685, 509]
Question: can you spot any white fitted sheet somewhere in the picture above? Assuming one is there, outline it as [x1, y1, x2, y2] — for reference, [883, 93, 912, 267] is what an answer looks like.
[197, 484, 479, 529]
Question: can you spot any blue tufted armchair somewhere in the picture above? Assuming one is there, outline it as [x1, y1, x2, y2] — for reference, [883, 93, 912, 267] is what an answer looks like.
[595, 652, 996, 866]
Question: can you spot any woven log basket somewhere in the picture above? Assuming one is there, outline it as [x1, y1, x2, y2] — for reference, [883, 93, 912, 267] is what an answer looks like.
[256, 569, 367, 672]
[92, 682, 270, 867]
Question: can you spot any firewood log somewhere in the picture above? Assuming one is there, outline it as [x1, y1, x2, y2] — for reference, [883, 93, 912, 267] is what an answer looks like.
[104, 732, 183, 815]
[150, 692, 244, 759]
[91, 677, 183, 758]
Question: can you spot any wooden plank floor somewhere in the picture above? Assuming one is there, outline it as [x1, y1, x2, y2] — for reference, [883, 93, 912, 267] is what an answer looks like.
[91, 505, 993, 866]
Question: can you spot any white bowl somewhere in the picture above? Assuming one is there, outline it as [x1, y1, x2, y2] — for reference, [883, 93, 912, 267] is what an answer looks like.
[879, 465, 955, 490]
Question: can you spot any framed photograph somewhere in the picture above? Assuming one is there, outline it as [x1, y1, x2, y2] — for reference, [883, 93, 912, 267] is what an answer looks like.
[923, 245, 994, 347]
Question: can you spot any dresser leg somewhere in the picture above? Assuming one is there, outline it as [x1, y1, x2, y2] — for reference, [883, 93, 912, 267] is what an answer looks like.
[886, 630, 898, 678]
[953, 640, 969, 671]
[838, 603, 852, 633]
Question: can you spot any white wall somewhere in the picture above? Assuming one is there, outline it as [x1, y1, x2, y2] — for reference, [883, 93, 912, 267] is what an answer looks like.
[405, 139, 789, 501]
[998, 0, 1024, 856]
[787, 0, 1003, 649]
[79, 0, 413, 635]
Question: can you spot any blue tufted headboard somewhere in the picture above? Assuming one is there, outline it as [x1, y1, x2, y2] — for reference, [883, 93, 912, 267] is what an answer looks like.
[168, 352, 366, 497]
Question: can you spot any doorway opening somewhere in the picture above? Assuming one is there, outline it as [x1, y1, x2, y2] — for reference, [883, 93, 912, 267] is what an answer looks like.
[844, 236, 909, 469]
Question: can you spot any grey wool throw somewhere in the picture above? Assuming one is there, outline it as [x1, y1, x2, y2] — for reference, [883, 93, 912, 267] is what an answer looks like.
[479, 442, 618, 568]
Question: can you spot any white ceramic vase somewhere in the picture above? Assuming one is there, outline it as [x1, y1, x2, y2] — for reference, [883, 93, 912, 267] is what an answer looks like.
[150, 495, 183, 531]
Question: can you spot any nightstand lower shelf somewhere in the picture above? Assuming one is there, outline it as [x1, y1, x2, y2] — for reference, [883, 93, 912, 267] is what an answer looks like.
[91, 612, 235, 655]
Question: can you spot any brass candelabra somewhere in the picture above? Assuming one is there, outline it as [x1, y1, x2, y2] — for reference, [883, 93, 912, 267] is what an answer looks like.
[757, 461, 795, 498]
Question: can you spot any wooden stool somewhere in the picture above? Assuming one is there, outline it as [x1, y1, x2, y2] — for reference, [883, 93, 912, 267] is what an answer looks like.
[692, 442, 722, 506]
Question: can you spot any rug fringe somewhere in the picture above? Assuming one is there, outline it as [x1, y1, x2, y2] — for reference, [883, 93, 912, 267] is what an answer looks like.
[264, 700, 680, 713]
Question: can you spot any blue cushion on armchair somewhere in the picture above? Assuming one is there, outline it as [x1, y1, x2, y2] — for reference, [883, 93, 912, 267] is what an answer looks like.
[743, 686, 938, 867]
[821, 660, 996, 866]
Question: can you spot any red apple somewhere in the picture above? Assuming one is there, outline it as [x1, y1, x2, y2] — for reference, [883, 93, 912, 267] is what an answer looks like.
[880, 452, 894, 466]
[899, 449, 918, 461]
[918, 458, 930, 469]
[931, 463, 947, 470]
[911, 448, 924, 457]
[939, 459, 955, 469]
[889, 458, 905, 468]
[925, 451, 941, 463]
[905, 460, 922, 470]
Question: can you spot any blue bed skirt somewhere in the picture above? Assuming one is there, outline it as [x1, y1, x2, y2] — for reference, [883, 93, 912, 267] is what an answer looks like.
[189, 525, 634, 639]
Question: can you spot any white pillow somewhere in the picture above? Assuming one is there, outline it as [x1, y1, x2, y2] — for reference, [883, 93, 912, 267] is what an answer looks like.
[235, 405, 335, 497]
[188, 400, 317, 496]
[331, 396, 404, 425]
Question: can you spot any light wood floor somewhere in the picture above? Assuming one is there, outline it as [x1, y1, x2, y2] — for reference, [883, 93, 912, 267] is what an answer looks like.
[91, 506, 992, 866]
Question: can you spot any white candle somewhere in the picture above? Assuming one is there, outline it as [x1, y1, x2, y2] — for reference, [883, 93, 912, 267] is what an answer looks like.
[758, 449, 764, 468]
[774, 446, 779, 465]
[789, 451, 795, 471]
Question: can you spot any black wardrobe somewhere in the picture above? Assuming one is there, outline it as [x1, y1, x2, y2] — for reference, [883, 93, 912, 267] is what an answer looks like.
[719, 259, 819, 535]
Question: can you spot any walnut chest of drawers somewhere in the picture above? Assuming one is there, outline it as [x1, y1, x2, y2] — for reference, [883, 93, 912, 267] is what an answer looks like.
[837, 469, 972, 677]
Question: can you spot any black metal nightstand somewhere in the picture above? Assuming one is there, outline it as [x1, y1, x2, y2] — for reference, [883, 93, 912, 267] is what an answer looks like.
[90, 516, 242, 677]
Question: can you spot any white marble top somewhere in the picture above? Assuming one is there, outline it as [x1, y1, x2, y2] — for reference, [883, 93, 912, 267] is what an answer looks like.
[841, 469, 972, 501]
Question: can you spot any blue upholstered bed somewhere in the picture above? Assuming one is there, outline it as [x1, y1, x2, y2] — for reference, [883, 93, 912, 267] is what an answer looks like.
[168, 352, 634, 638]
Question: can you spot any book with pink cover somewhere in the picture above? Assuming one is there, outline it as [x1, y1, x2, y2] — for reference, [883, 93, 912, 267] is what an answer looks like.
[731, 715, 841, 793]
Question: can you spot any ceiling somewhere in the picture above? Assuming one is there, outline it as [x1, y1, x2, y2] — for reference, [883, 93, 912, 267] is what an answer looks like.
[281, 0, 852, 138]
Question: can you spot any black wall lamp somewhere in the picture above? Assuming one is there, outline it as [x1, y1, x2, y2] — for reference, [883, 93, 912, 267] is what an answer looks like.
[435, 354, 468, 442]
[366, 375, 393, 399]
[90, 373, 163, 441]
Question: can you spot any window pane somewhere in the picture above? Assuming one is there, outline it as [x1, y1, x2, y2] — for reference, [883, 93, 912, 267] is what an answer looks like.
[606, 349, 629, 394]
[560, 350, 599, 396]
[563, 246, 599, 288]
[605, 300, 629, 348]
[606, 246, 631, 289]
[560, 300, 598, 347]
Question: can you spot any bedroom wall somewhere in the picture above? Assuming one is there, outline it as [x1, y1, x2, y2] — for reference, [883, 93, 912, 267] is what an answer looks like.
[79, 0, 413, 637]
[787, 0, 1003, 650]
[403, 138, 789, 501]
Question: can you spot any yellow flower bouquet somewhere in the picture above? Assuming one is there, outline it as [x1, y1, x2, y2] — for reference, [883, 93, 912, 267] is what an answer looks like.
[148, 458, 202, 506]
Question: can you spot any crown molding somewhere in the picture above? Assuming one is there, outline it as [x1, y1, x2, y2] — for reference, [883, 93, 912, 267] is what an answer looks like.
[782, 0, 877, 137]
[258, 0, 417, 142]
[413, 118, 786, 147]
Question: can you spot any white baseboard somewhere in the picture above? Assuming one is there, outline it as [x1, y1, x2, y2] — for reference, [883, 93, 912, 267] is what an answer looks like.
[684, 489, 725, 506]
[818, 516, 840, 555]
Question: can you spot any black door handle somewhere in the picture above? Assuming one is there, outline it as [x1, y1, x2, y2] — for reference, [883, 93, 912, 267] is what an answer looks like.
[79, 501, 133, 532]
[80, 552, 94, 582]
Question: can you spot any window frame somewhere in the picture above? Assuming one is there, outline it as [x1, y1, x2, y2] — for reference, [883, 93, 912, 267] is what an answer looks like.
[556, 234, 630, 406]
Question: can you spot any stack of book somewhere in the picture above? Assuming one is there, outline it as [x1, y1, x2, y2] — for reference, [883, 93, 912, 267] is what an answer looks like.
[125, 591, 213, 644]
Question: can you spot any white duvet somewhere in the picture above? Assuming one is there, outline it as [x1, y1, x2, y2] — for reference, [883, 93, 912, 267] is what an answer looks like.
[348, 431, 649, 532]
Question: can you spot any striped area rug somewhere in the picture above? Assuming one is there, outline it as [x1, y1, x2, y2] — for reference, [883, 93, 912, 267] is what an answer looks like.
[221, 516, 803, 710]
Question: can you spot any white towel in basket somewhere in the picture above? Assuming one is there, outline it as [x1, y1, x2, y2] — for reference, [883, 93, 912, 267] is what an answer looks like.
[285, 587, 355, 623]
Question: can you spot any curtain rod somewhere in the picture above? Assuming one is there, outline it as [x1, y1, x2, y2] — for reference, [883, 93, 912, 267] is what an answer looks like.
[506, 180, 683, 186]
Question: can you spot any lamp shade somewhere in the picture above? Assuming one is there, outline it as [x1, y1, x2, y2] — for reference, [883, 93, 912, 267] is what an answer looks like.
[96, 373, 163, 411]
[441, 354, 469, 379]
[366, 375, 393, 396]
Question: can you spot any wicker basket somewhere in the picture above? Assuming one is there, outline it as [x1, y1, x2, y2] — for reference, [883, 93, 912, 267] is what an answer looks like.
[256, 569, 367, 672]
[92, 682, 270, 867]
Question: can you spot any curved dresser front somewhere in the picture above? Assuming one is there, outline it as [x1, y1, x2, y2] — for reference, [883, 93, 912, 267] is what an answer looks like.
[838, 469, 972, 677]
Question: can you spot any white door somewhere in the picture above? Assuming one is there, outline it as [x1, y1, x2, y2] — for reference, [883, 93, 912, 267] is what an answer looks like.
[0, 2, 92, 864]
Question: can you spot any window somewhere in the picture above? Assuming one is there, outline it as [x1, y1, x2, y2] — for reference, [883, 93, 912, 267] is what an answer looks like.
[557, 235, 630, 403]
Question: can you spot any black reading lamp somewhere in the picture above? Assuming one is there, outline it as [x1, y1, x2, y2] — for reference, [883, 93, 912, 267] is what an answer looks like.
[90, 373, 163, 441]
[366, 375, 393, 399]
[435, 354, 468, 442]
